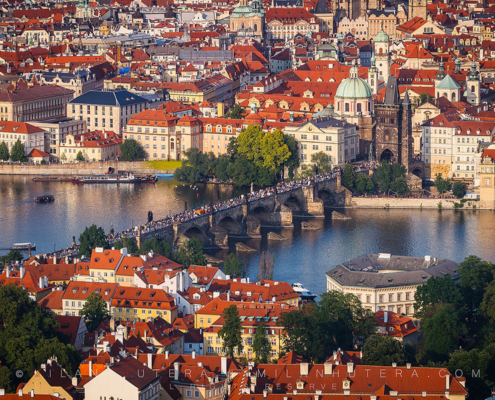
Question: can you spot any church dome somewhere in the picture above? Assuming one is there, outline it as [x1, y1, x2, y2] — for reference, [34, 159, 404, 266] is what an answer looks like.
[231, 5, 252, 14]
[335, 66, 373, 99]
[375, 29, 389, 43]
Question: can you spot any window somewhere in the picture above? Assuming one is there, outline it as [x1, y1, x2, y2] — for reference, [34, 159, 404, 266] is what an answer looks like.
[186, 391, 192, 398]
[194, 391, 199, 398]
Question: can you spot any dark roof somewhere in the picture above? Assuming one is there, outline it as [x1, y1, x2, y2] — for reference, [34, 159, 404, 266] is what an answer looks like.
[326, 254, 460, 289]
[383, 76, 399, 106]
[0, 85, 73, 102]
[310, 116, 355, 129]
[69, 89, 147, 106]
[110, 356, 160, 389]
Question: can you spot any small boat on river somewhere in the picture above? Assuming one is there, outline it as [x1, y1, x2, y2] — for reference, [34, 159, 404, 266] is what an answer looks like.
[34, 194, 55, 203]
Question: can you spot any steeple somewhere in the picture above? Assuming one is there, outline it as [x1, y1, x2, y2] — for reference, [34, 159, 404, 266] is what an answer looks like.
[467, 60, 479, 81]
[402, 90, 411, 109]
[454, 58, 461, 74]
[436, 59, 446, 81]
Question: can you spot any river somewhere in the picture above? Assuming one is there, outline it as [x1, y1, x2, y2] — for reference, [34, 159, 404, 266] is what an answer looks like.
[1, 175, 494, 296]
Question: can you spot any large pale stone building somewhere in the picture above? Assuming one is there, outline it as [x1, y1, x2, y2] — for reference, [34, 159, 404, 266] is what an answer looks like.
[326, 254, 460, 316]
[229, 0, 265, 37]
[0, 121, 46, 155]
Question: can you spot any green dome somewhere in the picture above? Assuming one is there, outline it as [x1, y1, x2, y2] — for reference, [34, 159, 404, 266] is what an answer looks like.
[231, 6, 253, 15]
[335, 66, 373, 99]
[375, 29, 389, 43]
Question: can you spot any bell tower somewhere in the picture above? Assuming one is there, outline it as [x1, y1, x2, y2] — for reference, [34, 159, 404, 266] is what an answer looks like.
[466, 61, 481, 106]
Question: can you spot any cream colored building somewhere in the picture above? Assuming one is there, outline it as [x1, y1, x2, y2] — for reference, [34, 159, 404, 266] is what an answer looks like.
[480, 148, 495, 208]
[0, 121, 46, 155]
[0, 84, 74, 123]
[59, 131, 122, 162]
[411, 101, 440, 155]
[68, 89, 148, 134]
[326, 253, 460, 317]
[284, 117, 359, 167]
[30, 118, 87, 157]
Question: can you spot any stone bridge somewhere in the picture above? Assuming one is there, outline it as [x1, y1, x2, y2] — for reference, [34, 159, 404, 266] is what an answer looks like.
[138, 177, 347, 249]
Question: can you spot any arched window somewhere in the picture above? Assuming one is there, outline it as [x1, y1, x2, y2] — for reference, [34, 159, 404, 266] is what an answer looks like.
[345, 103, 349, 112]
[254, 23, 257, 31]
[357, 103, 362, 112]
[452, 92, 456, 101]
[471, 85, 475, 93]
[241, 23, 245, 29]
[379, 48, 383, 54]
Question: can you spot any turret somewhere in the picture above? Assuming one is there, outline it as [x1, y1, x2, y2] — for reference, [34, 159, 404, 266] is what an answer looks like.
[368, 55, 379, 95]
[466, 60, 480, 106]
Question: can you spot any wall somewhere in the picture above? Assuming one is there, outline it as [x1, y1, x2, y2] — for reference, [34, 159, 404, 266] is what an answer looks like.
[350, 197, 484, 209]
[0, 161, 173, 175]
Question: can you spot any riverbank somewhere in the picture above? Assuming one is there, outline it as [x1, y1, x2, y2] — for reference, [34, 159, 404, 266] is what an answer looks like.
[348, 197, 486, 209]
[0, 161, 176, 175]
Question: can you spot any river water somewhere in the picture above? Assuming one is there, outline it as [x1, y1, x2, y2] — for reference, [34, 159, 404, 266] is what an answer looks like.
[1, 175, 494, 296]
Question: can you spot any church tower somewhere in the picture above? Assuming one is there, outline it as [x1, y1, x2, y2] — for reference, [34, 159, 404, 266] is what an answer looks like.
[409, 0, 427, 20]
[466, 60, 481, 106]
[374, 28, 390, 85]
[368, 55, 379, 95]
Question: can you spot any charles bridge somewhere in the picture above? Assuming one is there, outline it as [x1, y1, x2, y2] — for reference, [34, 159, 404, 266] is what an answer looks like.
[135, 176, 349, 249]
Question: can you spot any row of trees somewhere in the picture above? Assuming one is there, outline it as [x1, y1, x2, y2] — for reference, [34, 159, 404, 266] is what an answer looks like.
[78, 224, 207, 268]
[0, 140, 28, 162]
[174, 125, 300, 186]
[434, 173, 468, 198]
[343, 161, 409, 196]
[413, 255, 495, 399]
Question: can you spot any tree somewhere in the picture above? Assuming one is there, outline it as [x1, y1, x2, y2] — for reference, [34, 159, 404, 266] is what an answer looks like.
[218, 305, 243, 358]
[79, 292, 111, 332]
[419, 304, 467, 363]
[311, 152, 331, 173]
[214, 154, 232, 183]
[224, 253, 246, 278]
[284, 134, 300, 179]
[60, 152, 67, 161]
[0, 141, 9, 161]
[76, 151, 85, 161]
[113, 237, 139, 254]
[453, 181, 467, 199]
[139, 237, 173, 259]
[374, 161, 392, 193]
[355, 173, 374, 194]
[414, 275, 465, 319]
[252, 323, 272, 363]
[480, 280, 495, 325]
[0, 284, 80, 390]
[420, 93, 431, 105]
[223, 105, 245, 119]
[0, 249, 23, 266]
[390, 177, 408, 197]
[362, 335, 406, 366]
[459, 256, 495, 313]
[120, 138, 146, 161]
[342, 164, 356, 191]
[174, 237, 206, 268]
[391, 163, 406, 181]
[434, 173, 451, 195]
[10, 139, 27, 162]
[227, 158, 258, 187]
[78, 225, 108, 258]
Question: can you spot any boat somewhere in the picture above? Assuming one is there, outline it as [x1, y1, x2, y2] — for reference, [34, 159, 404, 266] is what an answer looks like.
[34, 195, 55, 203]
[292, 282, 317, 301]
[32, 176, 73, 182]
[12, 243, 36, 251]
[72, 172, 158, 184]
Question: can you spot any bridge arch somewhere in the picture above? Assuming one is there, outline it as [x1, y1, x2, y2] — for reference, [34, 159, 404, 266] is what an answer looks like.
[318, 188, 334, 205]
[183, 226, 207, 243]
[284, 194, 302, 214]
[217, 216, 241, 234]
[251, 205, 272, 223]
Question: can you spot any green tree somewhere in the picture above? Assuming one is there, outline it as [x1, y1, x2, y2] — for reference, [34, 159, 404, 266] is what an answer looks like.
[0, 284, 80, 390]
[173, 237, 206, 267]
[374, 161, 392, 193]
[391, 163, 406, 181]
[459, 256, 495, 313]
[139, 237, 173, 259]
[120, 138, 146, 161]
[0, 141, 9, 161]
[342, 164, 356, 191]
[78, 224, 108, 258]
[420, 93, 431, 104]
[214, 154, 233, 182]
[355, 173, 374, 194]
[113, 237, 139, 254]
[174, 148, 215, 184]
[224, 253, 246, 278]
[453, 181, 467, 199]
[0, 249, 24, 266]
[362, 335, 407, 366]
[10, 139, 27, 162]
[414, 275, 465, 319]
[79, 292, 111, 332]
[434, 173, 451, 195]
[76, 151, 85, 161]
[390, 177, 409, 197]
[227, 158, 258, 187]
[252, 323, 272, 363]
[311, 151, 331, 173]
[224, 105, 245, 119]
[480, 280, 495, 325]
[419, 304, 467, 363]
[218, 305, 243, 358]
[284, 134, 300, 179]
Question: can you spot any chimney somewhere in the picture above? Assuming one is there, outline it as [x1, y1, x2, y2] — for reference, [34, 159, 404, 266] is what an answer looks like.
[300, 362, 309, 376]
[384, 310, 388, 323]
[0, 389, 5, 396]
[39, 277, 44, 289]
[324, 362, 333, 376]
[221, 356, 228, 375]
[147, 353, 153, 369]
[165, 350, 169, 360]
[174, 362, 180, 381]
[406, 363, 411, 370]
[392, 363, 397, 368]
[227, 291, 230, 301]
[20, 265, 25, 279]
[71, 377, 78, 387]
[6, 266, 9, 278]
[347, 363, 354, 374]
[192, 350, 196, 359]
[30, 391, 34, 398]
[44, 276, 48, 287]
[89, 361, 93, 377]
[18, 389, 23, 397]
[446, 375, 450, 391]
[263, 391, 268, 398]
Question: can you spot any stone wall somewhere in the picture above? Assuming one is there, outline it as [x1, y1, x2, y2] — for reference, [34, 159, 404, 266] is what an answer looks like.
[350, 197, 484, 209]
[0, 161, 173, 176]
